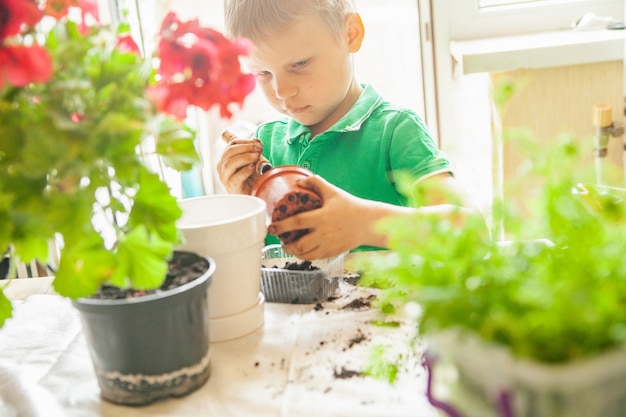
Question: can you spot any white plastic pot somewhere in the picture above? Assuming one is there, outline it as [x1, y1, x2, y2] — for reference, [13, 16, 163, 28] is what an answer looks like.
[177, 194, 267, 342]
[427, 330, 626, 417]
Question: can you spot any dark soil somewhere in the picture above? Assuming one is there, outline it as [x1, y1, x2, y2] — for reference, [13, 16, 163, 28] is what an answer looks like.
[264, 260, 320, 271]
[343, 272, 361, 285]
[91, 251, 210, 300]
[271, 189, 323, 244]
[341, 294, 377, 310]
[347, 331, 367, 348]
[333, 367, 362, 379]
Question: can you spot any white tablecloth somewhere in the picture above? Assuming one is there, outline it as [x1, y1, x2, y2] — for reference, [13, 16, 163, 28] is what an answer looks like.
[0, 283, 437, 417]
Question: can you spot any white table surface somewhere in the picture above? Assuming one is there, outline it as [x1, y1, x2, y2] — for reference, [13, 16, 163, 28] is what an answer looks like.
[0, 276, 438, 417]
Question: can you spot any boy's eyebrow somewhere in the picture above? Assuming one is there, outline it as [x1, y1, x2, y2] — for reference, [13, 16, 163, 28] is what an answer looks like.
[239, 57, 255, 68]
[241, 58, 267, 73]
[244, 52, 312, 71]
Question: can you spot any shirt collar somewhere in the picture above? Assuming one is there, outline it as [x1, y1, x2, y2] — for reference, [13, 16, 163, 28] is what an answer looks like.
[285, 84, 384, 144]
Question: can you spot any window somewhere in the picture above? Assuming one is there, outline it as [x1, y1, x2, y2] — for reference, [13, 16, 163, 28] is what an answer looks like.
[479, 0, 549, 7]
[355, 0, 424, 115]
[447, 0, 623, 40]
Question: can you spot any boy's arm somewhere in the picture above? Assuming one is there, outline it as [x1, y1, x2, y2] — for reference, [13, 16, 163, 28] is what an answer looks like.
[268, 173, 485, 260]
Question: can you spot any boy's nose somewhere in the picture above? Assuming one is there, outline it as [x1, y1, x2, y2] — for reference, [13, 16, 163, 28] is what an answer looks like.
[273, 77, 297, 99]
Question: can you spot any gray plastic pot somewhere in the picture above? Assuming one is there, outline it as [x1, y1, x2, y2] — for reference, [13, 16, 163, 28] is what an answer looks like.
[73, 251, 215, 406]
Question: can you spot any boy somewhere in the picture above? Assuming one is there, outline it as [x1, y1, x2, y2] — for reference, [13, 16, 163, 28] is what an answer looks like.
[217, 0, 482, 260]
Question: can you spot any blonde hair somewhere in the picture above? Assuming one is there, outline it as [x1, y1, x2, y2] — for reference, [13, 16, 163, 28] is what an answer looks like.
[224, 0, 357, 41]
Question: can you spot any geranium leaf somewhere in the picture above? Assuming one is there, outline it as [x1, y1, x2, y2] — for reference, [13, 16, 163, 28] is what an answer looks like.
[53, 233, 116, 299]
[0, 290, 12, 328]
[12, 236, 49, 266]
[154, 116, 199, 171]
[114, 225, 172, 290]
[0, 193, 15, 252]
[129, 169, 182, 243]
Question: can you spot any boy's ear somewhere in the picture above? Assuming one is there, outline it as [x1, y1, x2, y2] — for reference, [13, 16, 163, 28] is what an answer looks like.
[346, 13, 365, 52]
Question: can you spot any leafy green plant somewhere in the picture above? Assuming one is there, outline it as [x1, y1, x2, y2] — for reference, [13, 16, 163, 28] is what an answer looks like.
[359, 133, 626, 364]
[0, 0, 254, 326]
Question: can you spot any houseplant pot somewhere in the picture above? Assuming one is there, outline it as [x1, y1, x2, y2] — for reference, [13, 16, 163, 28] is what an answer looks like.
[0, 252, 10, 280]
[73, 251, 216, 405]
[357, 137, 626, 417]
[251, 165, 323, 243]
[176, 194, 267, 342]
[260, 244, 345, 304]
[425, 329, 626, 417]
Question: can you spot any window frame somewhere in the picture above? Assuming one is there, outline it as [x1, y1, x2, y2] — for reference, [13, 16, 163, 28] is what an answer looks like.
[449, 0, 623, 40]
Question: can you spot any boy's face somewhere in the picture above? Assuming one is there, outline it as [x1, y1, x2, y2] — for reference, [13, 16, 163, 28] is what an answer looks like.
[244, 12, 364, 136]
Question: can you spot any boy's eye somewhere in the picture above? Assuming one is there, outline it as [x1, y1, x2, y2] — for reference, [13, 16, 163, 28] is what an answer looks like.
[291, 59, 309, 69]
[255, 70, 271, 78]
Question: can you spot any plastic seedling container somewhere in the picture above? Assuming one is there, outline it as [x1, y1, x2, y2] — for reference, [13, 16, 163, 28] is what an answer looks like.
[261, 245, 344, 304]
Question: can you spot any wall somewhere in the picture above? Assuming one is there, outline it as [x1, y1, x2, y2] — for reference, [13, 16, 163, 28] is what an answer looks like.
[489, 60, 624, 237]
[494, 62, 623, 189]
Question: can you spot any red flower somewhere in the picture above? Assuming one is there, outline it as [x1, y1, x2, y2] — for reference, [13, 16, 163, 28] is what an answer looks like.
[0, 45, 52, 89]
[148, 12, 255, 119]
[116, 34, 141, 55]
[1, 4, 254, 120]
[0, 0, 104, 89]
[0, 0, 51, 88]
[0, 0, 43, 40]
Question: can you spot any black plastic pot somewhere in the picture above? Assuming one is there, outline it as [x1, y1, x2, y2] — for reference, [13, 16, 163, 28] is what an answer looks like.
[0, 252, 10, 279]
[72, 251, 215, 406]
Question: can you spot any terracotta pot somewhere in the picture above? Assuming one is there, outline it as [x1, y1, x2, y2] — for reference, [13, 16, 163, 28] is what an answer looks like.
[251, 165, 323, 244]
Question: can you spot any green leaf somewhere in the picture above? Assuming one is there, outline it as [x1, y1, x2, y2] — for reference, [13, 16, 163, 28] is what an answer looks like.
[0, 289, 12, 327]
[53, 233, 116, 299]
[153, 116, 199, 171]
[111, 225, 172, 290]
[12, 236, 50, 265]
[128, 169, 182, 243]
[0, 193, 15, 251]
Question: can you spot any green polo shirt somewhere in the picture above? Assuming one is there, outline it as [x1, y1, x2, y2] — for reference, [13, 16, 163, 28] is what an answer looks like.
[256, 83, 451, 248]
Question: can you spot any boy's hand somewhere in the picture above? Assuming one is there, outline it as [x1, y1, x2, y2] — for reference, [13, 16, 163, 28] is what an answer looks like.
[268, 175, 381, 260]
[216, 138, 265, 195]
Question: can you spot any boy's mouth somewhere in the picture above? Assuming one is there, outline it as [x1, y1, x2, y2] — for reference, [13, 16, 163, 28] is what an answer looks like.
[287, 105, 310, 115]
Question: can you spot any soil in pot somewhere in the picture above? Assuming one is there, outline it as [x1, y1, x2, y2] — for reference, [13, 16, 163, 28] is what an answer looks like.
[264, 259, 321, 271]
[271, 189, 322, 243]
[91, 251, 210, 299]
[74, 250, 214, 406]
[250, 165, 323, 244]
[261, 259, 337, 304]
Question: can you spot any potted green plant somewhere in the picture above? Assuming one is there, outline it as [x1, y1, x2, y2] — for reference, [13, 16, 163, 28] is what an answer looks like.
[358, 126, 626, 416]
[0, 0, 254, 405]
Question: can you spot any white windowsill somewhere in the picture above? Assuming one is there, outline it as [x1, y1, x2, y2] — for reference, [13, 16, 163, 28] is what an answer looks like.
[450, 29, 626, 76]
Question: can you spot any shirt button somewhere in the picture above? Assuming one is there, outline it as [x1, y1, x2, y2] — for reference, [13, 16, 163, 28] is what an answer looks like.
[302, 161, 311, 169]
